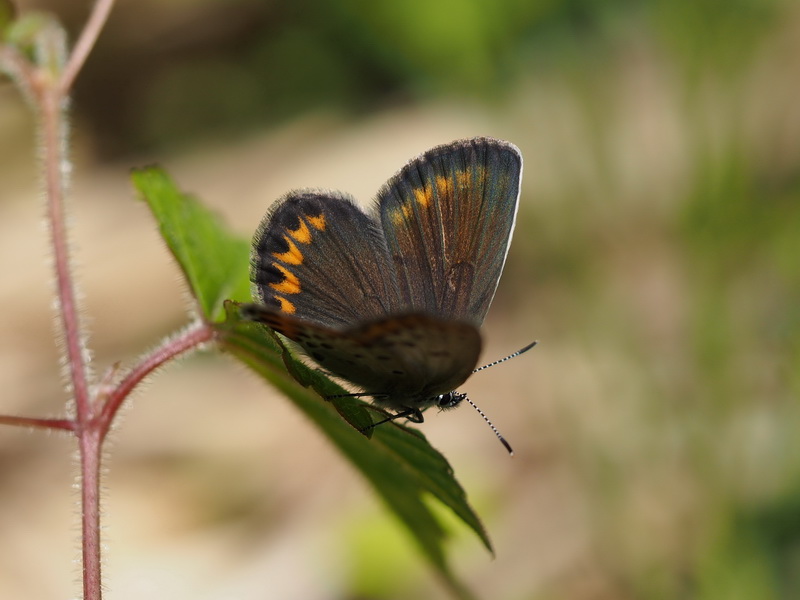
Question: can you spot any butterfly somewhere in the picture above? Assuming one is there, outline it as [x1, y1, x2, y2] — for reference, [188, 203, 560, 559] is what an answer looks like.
[240, 137, 524, 448]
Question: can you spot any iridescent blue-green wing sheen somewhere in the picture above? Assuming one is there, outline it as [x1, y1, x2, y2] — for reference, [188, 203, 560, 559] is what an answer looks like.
[250, 191, 403, 329]
[376, 138, 522, 325]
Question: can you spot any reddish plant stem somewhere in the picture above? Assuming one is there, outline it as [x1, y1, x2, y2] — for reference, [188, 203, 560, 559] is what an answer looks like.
[75, 323, 214, 600]
[79, 428, 103, 600]
[81, 323, 214, 598]
[6, 3, 218, 598]
[0, 415, 74, 431]
[37, 76, 106, 600]
[97, 322, 216, 436]
[40, 89, 93, 422]
[59, 0, 115, 94]
[45, 4, 119, 598]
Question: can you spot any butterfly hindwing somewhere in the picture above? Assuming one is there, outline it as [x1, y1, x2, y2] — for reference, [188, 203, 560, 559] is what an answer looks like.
[240, 305, 481, 411]
[336, 314, 481, 402]
[376, 138, 522, 325]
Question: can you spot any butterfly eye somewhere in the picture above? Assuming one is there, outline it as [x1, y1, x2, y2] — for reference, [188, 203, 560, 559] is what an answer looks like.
[435, 391, 466, 410]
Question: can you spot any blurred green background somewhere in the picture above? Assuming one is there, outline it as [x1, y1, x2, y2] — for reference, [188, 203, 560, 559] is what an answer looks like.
[1, 0, 799, 598]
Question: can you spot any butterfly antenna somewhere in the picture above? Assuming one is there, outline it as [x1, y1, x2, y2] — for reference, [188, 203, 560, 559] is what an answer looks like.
[472, 340, 538, 373]
[464, 396, 514, 455]
[465, 340, 537, 455]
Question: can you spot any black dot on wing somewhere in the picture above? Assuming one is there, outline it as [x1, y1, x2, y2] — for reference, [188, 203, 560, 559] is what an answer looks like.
[273, 205, 304, 231]
[261, 297, 281, 311]
[320, 343, 334, 350]
[305, 342, 318, 349]
[353, 353, 364, 359]
[311, 352, 325, 362]
[392, 370, 405, 376]
[254, 263, 286, 285]
[256, 223, 282, 252]
[377, 355, 391, 361]
[262, 230, 290, 254]
[292, 193, 325, 217]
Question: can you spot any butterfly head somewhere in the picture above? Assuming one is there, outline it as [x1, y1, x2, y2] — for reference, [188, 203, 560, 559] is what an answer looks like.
[434, 391, 467, 411]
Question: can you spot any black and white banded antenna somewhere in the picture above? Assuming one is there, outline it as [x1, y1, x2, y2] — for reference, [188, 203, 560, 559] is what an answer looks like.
[473, 340, 538, 374]
[466, 341, 538, 456]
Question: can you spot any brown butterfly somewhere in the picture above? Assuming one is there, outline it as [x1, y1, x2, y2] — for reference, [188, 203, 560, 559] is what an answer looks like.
[241, 138, 528, 451]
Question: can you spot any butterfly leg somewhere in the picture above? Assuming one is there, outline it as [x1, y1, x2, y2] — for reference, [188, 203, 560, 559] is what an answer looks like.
[359, 407, 425, 432]
[402, 408, 425, 423]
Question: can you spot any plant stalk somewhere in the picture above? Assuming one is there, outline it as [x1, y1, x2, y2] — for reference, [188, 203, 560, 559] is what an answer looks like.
[40, 88, 93, 421]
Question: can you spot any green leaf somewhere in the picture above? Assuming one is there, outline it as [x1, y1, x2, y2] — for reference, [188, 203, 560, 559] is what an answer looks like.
[130, 168, 489, 594]
[131, 167, 251, 321]
[217, 302, 488, 598]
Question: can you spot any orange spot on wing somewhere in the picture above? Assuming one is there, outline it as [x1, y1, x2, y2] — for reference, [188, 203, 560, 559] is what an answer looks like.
[455, 168, 470, 189]
[436, 175, 449, 197]
[388, 203, 414, 226]
[306, 214, 326, 231]
[288, 220, 312, 244]
[275, 296, 296, 314]
[269, 264, 301, 294]
[273, 238, 304, 265]
[413, 186, 432, 207]
[456, 166, 486, 190]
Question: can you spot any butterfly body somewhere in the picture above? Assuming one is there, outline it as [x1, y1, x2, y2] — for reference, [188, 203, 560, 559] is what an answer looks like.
[242, 138, 522, 425]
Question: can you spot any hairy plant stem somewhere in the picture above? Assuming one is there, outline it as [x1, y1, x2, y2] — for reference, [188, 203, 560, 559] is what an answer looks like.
[39, 85, 216, 593]
[0, 415, 74, 430]
[39, 66, 105, 600]
[59, 0, 116, 95]
[40, 86, 92, 426]
[1, 2, 226, 597]
[79, 429, 103, 600]
[38, 2, 214, 599]
[97, 322, 216, 437]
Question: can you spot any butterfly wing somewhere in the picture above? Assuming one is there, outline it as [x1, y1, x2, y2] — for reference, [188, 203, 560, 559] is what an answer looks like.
[245, 138, 521, 413]
[251, 191, 403, 329]
[376, 138, 522, 325]
[240, 305, 481, 408]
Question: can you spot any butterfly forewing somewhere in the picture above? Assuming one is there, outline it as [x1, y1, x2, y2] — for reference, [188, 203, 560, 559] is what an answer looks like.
[376, 138, 522, 325]
[251, 191, 403, 328]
